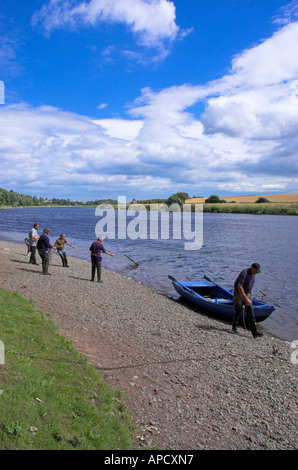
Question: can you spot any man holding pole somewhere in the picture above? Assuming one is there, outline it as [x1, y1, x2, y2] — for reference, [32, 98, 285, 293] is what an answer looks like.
[37, 228, 57, 275]
[54, 233, 75, 267]
[232, 263, 263, 338]
[89, 236, 114, 282]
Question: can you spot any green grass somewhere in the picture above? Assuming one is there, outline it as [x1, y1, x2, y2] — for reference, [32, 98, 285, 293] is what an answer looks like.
[0, 288, 136, 450]
[202, 202, 298, 215]
[2, 202, 297, 215]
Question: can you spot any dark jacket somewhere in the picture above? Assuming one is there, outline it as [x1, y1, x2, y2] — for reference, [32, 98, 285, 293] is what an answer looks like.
[37, 233, 53, 253]
[89, 241, 106, 260]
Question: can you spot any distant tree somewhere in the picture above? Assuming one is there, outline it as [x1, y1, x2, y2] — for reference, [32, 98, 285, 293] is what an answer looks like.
[205, 195, 226, 203]
[8, 190, 19, 206]
[205, 195, 220, 203]
[256, 197, 270, 203]
[255, 197, 270, 203]
[166, 195, 184, 207]
[165, 192, 189, 207]
[138, 198, 166, 204]
[0, 188, 9, 205]
[24, 194, 33, 206]
[174, 192, 189, 202]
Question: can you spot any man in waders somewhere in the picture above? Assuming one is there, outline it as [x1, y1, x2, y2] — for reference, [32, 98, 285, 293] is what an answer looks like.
[89, 236, 114, 282]
[232, 263, 263, 338]
[28, 223, 40, 265]
[37, 228, 57, 275]
[54, 233, 75, 267]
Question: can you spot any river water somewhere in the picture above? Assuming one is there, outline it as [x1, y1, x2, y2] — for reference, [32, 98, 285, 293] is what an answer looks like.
[0, 207, 297, 342]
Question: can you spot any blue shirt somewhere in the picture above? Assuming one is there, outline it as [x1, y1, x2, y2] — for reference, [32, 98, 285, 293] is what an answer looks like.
[234, 268, 255, 294]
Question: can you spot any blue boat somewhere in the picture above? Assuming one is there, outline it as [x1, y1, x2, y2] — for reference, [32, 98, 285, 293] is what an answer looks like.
[169, 275, 275, 322]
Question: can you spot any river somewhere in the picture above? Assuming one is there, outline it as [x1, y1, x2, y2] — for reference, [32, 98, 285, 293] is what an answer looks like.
[0, 206, 297, 342]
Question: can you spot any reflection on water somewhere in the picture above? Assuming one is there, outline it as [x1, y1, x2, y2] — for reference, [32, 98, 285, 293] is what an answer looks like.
[0, 207, 297, 341]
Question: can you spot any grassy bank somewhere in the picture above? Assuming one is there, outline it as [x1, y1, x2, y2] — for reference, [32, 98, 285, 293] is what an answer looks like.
[1, 202, 298, 215]
[0, 288, 135, 450]
[202, 202, 298, 215]
[122, 202, 298, 215]
[101, 202, 297, 215]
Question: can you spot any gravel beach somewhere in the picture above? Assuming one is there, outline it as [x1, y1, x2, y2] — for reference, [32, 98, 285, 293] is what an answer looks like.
[0, 240, 297, 450]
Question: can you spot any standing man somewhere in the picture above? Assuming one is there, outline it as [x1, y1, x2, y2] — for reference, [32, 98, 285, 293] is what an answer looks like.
[89, 236, 114, 282]
[37, 228, 57, 275]
[28, 223, 40, 265]
[232, 263, 263, 338]
[54, 233, 75, 267]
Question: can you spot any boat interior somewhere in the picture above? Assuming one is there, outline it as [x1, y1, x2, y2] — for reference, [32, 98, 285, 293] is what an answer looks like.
[183, 283, 232, 300]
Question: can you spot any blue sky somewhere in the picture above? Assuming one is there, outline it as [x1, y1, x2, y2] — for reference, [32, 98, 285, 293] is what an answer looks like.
[1, 0, 298, 201]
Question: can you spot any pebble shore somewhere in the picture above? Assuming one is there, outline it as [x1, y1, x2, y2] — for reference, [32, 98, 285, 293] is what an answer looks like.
[0, 240, 297, 450]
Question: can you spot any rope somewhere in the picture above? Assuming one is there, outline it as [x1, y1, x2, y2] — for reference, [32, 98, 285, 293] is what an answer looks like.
[242, 305, 248, 330]
[10, 351, 242, 371]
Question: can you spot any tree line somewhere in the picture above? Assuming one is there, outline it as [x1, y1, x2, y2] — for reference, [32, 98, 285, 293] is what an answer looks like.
[1, 187, 272, 209]
[0, 188, 84, 207]
[0, 188, 119, 207]
[0, 188, 45, 207]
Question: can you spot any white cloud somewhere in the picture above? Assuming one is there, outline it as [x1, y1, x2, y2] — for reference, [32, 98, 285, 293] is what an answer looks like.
[0, 27, 23, 80]
[273, 0, 298, 26]
[228, 22, 298, 87]
[93, 118, 143, 140]
[32, 0, 179, 48]
[201, 83, 298, 139]
[1, 19, 298, 197]
[97, 103, 108, 110]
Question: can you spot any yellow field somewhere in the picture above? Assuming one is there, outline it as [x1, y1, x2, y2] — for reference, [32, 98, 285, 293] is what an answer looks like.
[186, 193, 298, 204]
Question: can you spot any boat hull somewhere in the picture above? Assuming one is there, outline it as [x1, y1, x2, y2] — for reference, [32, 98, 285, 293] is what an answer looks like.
[169, 276, 275, 322]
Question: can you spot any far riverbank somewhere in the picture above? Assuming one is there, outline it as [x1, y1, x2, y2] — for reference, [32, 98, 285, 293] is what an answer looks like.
[1, 201, 298, 215]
